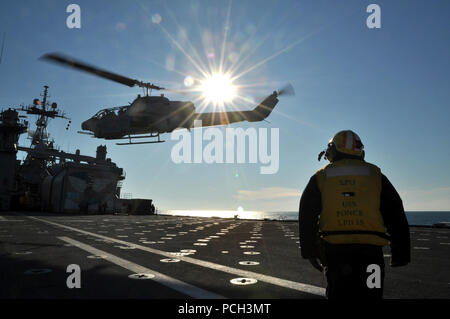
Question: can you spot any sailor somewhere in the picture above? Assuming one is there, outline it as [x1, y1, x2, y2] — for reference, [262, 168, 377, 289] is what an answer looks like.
[299, 130, 410, 299]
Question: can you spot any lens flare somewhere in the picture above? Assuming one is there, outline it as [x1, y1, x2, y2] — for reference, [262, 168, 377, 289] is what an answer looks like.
[152, 14, 162, 24]
[184, 75, 194, 87]
[200, 72, 236, 105]
[115, 23, 127, 31]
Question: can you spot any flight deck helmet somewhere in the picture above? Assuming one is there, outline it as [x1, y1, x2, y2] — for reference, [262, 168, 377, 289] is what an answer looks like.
[318, 130, 365, 162]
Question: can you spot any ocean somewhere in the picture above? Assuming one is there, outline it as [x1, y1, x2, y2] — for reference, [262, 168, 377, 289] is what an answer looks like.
[161, 209, 450, 226]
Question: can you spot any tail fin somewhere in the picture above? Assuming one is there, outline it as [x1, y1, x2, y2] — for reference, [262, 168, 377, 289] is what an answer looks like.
[246, 91, 279, 122]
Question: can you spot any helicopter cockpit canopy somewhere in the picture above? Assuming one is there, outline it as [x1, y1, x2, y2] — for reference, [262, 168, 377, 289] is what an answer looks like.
[92, 106, 128, 119]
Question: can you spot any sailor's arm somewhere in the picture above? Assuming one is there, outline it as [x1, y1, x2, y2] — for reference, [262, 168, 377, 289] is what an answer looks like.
[299, 175, 322, 259]
[380, 174, 411, 267]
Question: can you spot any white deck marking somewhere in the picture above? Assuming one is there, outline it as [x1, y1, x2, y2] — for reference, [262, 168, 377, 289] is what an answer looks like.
[28, 216, 326, 297]
[0, 216, 23, 222]
[54, 220, 95, 223]
[58, 236, 225, 299]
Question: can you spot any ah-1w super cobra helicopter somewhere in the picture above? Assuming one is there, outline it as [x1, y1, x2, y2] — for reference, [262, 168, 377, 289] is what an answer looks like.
[41, 53, 293, 145]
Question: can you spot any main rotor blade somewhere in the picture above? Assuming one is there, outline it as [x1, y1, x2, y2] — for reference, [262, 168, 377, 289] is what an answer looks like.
[40, 53, 164, 90]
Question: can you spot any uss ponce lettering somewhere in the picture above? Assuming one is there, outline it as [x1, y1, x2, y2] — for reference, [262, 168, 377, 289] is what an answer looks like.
[339, 179, 355, 186]
[336, 210, 363, 217]
[342, 201, 357, 208]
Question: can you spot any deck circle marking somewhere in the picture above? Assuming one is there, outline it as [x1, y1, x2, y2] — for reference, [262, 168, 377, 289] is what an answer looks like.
[128, 273, 155, 280]
[169, 252, 191, 256]
[230, 278, 258, 285]
[160, 258, 180, 263]
[243, 251, 260, 255]
[238, 261, 260, 266]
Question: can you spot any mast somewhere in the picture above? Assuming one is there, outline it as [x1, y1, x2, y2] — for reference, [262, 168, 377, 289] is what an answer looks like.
[33, 85, 49, 146]
[15, 85, 70, 148]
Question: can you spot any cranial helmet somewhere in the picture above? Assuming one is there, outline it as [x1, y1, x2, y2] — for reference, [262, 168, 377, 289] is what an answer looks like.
[318, 130, 364, 162]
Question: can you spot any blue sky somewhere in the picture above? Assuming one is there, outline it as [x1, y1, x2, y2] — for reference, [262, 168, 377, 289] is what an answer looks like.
[0, 0, 449, 212]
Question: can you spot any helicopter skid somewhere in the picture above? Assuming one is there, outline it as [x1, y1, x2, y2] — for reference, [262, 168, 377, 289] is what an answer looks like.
[115, 133, 165, 145]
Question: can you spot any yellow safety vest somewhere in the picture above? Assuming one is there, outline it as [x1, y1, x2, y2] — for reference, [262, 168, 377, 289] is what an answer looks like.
[316, 159, 389, 246]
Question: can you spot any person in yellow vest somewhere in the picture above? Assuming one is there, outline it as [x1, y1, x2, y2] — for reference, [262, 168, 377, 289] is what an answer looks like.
[299, 130, 410, 299]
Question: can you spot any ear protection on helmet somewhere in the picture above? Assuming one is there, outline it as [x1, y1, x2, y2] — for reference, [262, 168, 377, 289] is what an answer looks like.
[318, 142, 336, 161]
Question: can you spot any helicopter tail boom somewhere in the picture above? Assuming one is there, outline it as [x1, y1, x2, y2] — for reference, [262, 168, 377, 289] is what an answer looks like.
[190, 91, 279, 127]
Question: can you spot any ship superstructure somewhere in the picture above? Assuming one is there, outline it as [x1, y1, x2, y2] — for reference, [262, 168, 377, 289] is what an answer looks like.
[0, 86, 151, 214]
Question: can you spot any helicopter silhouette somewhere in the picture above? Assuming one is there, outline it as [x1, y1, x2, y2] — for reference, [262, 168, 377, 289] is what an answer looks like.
[41, 53, 294, 145]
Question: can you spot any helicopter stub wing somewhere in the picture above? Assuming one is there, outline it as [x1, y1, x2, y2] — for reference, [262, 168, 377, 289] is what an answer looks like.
[190, 91, 279, 128]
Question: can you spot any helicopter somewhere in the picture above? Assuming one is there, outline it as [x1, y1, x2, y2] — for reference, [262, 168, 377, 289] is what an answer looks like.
[40, 53, 294, 145]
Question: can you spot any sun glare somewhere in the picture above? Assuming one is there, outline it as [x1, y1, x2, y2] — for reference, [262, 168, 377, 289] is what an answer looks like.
[200, 72, 237, 106]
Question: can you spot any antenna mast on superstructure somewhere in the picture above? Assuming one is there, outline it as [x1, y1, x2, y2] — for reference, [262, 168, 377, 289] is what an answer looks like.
[16, 85, 70, 148]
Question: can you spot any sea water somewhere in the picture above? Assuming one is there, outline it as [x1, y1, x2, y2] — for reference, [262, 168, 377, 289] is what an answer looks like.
[162, 210, 450, 226]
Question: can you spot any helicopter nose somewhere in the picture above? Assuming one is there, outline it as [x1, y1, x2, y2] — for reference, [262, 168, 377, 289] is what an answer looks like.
[81, 119, 93, 131]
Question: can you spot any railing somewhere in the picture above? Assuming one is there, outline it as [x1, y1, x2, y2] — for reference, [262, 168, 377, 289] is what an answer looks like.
[120, 192, 132, 199]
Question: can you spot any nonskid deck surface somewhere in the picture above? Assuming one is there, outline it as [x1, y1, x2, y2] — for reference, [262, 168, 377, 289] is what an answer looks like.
[0, 212, 449, 299]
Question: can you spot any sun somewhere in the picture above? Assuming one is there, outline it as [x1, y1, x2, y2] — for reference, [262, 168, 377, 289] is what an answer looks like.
[199, 72, 237, 106]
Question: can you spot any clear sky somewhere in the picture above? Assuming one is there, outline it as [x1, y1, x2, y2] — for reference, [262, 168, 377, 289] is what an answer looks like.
[0, 0, 449, 212]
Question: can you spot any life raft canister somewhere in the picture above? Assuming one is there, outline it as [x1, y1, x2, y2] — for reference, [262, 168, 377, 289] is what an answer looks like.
[316, 159, 389, 246]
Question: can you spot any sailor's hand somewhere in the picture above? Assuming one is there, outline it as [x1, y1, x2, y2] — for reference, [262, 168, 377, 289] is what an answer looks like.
[390, 252, 410, 267]
[308, 258, 323, 272]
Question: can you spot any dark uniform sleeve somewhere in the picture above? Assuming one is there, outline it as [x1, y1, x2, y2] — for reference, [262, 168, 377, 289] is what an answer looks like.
[299, 175, 322, 259]
[379, 174, 411, 266]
